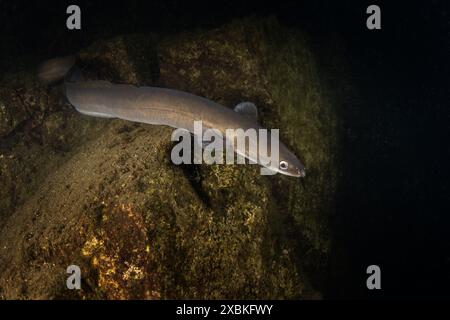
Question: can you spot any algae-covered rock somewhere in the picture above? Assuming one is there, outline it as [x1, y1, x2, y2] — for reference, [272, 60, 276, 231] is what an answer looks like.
[0, 73, 48, 137]
[0, 18, 339, 299]
[159, 17, 338, 283]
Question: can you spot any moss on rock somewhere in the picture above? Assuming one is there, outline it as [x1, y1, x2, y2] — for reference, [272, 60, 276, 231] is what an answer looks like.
[0, 17, 339, 299]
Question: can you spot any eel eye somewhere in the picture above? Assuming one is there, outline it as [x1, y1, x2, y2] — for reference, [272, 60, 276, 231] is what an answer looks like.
[279, 161, 289, 170]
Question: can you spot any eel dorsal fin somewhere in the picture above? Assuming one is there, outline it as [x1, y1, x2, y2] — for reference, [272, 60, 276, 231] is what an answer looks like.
[234, 102, 258, 120]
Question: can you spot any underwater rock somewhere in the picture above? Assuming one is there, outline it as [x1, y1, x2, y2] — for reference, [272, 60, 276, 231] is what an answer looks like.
[0, 73, 47, 137]
[0, 18, 338, 299]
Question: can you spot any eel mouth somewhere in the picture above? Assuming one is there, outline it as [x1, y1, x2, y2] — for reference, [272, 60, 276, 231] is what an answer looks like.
[298, 168, 306, 178]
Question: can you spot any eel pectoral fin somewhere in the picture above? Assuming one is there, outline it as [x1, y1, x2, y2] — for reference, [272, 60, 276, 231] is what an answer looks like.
[234, 101, 258, 120]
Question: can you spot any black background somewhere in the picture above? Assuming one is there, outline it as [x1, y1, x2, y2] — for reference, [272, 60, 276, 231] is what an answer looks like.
[0, 0, 449, 299]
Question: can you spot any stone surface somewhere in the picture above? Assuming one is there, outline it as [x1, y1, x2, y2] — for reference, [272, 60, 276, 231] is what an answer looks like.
[0, 18, 339, 299]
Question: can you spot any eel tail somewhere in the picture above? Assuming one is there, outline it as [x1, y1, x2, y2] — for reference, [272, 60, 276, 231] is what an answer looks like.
[37, 55, 77, 84]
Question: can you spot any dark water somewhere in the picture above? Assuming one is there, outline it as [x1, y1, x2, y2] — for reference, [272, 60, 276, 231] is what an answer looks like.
[305, 1, 450, 298]
[1, 0, 448, 298]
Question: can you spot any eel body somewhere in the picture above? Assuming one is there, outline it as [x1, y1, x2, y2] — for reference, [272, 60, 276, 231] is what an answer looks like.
[39, 56, 306, 177]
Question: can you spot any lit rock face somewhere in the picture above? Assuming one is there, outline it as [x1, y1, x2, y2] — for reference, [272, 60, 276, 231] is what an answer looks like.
[0, 18, 339, 299]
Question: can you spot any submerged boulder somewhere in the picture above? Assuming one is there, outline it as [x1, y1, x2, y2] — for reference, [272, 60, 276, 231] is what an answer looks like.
[0, 18, 339, 299]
